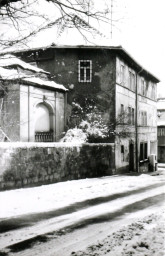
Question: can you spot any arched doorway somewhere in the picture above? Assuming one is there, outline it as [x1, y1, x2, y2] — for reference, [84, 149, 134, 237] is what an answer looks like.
[35, 103, 54, 142]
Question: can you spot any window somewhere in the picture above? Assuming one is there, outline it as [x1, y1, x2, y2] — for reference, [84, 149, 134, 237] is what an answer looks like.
[121, 104, 124, 115]
[131, 73, 135, 91]
[120, 104, 125, 123]
[128, 107, 135, 125]
[140, 142, 148, 161]
[151, 83, 156, 100]
[78, 60, 92, 82]
[132, 108, 135, 125]
[128, 107, 131, 124]
[158, 128, 165, 136]
[140, 111, 147, 126]
[141, 78, 146, 96]
[121, 145, 124, 153]
[140, 143, 144, 161]
[120, 65, 125, 85]
[121, 145, 124, 161]
[129, 71, 135, 91]
[144, 111, 147, 126]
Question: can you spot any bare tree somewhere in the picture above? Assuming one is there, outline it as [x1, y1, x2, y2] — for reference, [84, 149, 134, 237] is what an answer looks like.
[0, 0, 113, 49]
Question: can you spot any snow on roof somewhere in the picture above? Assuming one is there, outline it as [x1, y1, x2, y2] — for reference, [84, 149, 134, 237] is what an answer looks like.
[0, 67, 67, 92]
[0, 54, 49, 74]
[0, 67, 24, 80]
[23, 77, 67, 91]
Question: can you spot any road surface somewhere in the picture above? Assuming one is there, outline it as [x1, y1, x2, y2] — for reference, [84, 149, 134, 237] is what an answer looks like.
[0, 170, 165, 256]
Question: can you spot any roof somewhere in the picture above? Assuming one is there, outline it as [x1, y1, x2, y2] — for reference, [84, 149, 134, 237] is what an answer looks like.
[0, 55, 67, 92]
[14, 45, 160, 83]
[0, 67, 67, 91]
[23, 77, 68, 91]
[0, 54, 49, 74]
[0, 67, 24, 80]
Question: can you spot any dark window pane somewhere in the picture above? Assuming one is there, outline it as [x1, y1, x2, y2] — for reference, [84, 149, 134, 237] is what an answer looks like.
[86, 68, 90, 80]
[80, 61, 90, 68]
[80, 69, 84, 80]
[144, 143, 147, 159]
[132, 108, 134, 125]
[140, 143, 143, 161]
[121, 145, 124, 153]
[128, 107, 131, 124]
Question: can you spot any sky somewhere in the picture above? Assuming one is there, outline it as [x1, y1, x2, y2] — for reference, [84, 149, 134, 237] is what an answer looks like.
[0, 0, 164, 96]
[107, 0, 165, 96]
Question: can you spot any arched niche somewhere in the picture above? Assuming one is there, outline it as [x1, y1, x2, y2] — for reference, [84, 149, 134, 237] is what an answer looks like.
[35, 102, 54, 142]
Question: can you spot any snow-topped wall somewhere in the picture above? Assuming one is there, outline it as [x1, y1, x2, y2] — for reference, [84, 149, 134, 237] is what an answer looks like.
[0, 143, 115, 190]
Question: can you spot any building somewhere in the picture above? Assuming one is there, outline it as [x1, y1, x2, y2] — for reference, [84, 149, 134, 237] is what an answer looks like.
[15, 45, 159, 172]
[0, 54, 67, 142]
[157, 98, 165, 163]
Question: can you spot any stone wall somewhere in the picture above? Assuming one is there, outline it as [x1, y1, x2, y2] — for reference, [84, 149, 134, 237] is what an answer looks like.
[0, 142, 115, 190]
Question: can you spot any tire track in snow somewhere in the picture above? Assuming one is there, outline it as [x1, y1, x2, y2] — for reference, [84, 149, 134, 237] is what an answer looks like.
[0, 182, 164, 233]
[0, 185, 164, 251]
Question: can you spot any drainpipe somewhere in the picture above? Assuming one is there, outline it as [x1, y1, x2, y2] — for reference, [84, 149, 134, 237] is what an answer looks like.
[28, 86, 30, 142]
[135, 73, 138, 172]
[135, 68, 143, 172]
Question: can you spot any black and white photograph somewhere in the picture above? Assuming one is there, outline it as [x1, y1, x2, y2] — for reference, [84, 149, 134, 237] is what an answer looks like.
[0, 0, 165, 255]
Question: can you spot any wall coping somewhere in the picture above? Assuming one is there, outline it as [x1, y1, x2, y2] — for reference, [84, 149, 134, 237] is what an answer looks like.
[0, 142, 115, 149]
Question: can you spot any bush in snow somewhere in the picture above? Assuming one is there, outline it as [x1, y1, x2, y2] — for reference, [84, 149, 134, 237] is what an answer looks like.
[60, 128, 88, 143]
[62, 112, 110, 143]
[63, 94, 131, 143]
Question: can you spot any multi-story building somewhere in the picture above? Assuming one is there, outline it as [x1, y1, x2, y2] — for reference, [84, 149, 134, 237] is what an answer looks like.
[157, 98, 165, 163]
[16, 45, 159, 173]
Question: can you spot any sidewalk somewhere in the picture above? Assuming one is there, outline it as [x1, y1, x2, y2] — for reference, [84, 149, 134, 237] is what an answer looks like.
[158, 163, 165, 169]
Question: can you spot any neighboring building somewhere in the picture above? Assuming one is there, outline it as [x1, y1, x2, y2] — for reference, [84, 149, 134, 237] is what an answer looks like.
[0, 55, 67, 142]
[15, 46, 159, 173]
[157, 98, 165, 163]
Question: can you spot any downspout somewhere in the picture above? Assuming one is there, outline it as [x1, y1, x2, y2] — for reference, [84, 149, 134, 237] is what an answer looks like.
[64, 91, 67, 131]
[135, 73, 138, 172]
[135, 68, 143, 172]
[28, 86, 30, 142]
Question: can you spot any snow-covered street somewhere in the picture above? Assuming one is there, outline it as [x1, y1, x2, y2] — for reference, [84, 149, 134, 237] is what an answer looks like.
[0, 169, 165, 256]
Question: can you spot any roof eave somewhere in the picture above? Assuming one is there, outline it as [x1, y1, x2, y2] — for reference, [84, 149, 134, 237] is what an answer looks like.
[13, 45, 160, 83]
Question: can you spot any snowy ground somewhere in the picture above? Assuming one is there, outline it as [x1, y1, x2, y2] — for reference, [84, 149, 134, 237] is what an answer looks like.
[0, 169, 165, 255]
[72, 210, 165, 256]
[0, 171, 164, 219]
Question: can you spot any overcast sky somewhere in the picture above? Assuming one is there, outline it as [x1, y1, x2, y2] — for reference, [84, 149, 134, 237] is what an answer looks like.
[104, 0, 165, 96]
[0, 0, 164, 96]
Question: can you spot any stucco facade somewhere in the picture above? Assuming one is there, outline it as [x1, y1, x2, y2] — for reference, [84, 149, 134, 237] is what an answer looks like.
[0, 55, 67, 142]
[20, 84, 66, 142]
[0, 80, 67, 142]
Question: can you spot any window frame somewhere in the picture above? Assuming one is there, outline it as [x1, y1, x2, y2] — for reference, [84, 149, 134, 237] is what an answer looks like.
[78, 60, 92, 83]
[120, 64, 125, 85]
[121, 145, 124, 161]
[141, 78, 146, 96]
[132, 108, 135, 125]
[128, 106, 131, 124]
[129, 71, 135, 91]
[140, 142, 148, 162]
[140, 111, 147, 126]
